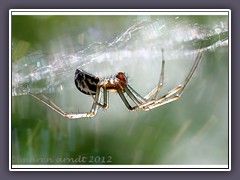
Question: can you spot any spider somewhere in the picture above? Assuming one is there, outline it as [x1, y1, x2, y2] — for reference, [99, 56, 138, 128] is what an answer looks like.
[30, 46, 204, 119]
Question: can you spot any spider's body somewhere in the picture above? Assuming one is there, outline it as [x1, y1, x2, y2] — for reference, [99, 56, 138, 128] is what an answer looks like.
[30, 47, 204, 119]
[75, 69, 127, 95]
[74, 69, 99, 95]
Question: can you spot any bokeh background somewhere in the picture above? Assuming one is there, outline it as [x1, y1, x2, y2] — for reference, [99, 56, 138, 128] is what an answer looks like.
[11, 13, 229, 165]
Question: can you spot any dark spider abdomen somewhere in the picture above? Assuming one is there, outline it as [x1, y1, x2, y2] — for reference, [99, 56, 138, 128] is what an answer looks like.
[75, 69, 100, 95]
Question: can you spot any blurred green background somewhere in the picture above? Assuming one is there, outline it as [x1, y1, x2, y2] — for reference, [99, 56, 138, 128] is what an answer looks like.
[11, 14, 229, 165]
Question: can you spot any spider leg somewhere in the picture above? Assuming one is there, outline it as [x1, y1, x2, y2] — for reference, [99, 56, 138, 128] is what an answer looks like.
[138, 85, 182, 110]
[29, 85, 102, 119]
[29, 92, 66, 116]
[64, 85, 103, 118]
[102, 86, 109, 109]
[144, 48, 165, 100]
[141, 94, 180, 110]
[177, 45, 204, 96]
[139, 46, 204, 111]
[120, 48, 165, 107]
[116, 84, 138, 111]
[124, 84, 146, 104]
[93, 86, 109, 109]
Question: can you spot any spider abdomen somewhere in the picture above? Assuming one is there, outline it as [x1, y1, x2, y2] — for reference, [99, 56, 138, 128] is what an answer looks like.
[74, 69, 100, 95]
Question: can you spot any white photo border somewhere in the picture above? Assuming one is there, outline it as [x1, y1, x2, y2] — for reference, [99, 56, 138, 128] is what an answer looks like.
[9, 9, 231, 171]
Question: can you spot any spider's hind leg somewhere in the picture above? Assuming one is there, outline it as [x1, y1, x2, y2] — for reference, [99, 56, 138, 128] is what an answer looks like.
[92, 86, 109, 109]
[29, 92, 66, 116]
[29, 85, 103, 119]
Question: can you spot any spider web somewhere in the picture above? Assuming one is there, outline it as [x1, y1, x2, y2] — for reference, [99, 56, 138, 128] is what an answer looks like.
[11, 16, 228, 96]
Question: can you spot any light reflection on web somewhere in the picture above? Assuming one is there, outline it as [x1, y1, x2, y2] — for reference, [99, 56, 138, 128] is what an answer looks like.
[11, 17, 228, 97]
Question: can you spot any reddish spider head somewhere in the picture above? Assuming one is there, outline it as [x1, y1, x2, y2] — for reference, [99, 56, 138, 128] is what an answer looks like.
[116, 72, 127, 84]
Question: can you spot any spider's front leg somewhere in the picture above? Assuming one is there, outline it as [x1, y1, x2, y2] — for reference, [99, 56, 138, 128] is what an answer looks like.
[116, 48, 165, 111]
[143, 48, 165, 101]
[138, 45, 204, 111]
[116, 84, 139, 111]
[138, 85, 183, 111]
